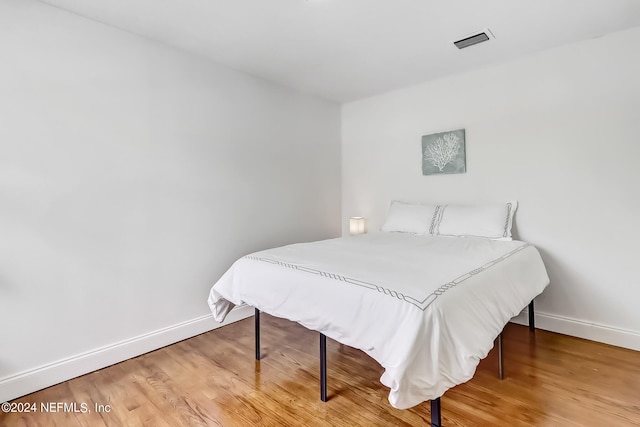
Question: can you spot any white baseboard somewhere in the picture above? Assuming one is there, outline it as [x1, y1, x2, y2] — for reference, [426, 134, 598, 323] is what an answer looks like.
[3, 305, 637, 403]
[0, 305, 254, 403]
[511, 309, 640, 351]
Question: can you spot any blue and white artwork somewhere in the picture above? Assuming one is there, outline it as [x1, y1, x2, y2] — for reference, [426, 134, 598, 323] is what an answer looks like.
[421, 129, 466, 175]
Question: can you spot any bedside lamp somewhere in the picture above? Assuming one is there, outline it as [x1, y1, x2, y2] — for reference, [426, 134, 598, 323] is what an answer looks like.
[349, 217, 367, 235]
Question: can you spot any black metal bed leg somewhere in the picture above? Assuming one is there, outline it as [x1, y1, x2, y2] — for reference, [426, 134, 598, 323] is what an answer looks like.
[320, 333, 327, 402]
[528, 300, 535, 333]
[498, 332, 504, 380]
[255, 308, 261, 360]
[430, 397, 441, 427]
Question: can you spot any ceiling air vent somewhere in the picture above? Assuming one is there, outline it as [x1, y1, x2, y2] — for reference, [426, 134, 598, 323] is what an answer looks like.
[454, 30, 492, 49]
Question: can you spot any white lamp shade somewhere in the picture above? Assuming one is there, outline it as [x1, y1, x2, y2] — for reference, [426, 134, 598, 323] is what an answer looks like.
[349, 217, 367, 235]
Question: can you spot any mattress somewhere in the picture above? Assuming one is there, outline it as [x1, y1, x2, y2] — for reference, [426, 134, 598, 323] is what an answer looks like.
[208, 232, 549, 409]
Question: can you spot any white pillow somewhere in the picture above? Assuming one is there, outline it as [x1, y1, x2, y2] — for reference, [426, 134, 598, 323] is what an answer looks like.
[381, 201, 437, 234]
[433, 201, 518, 240]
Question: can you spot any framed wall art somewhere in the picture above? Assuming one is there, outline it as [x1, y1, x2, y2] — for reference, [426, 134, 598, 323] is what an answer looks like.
[421, 129, 466, 175]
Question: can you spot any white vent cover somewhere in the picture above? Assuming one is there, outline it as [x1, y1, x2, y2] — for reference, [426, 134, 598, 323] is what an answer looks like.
[454, 29, 494, 49]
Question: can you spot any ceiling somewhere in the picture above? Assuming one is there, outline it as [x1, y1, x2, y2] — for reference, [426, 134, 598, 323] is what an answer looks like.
[38, 0, 640, 102]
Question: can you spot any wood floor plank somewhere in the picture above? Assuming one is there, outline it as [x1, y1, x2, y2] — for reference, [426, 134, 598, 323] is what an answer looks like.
[2, 315, 639, 426]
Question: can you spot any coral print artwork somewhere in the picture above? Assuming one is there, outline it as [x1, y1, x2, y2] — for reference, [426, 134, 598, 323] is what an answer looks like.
[421, 129, 466, 175]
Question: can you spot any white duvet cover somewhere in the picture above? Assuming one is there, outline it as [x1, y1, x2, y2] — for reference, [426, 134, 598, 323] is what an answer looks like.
[208, 233, 549, 409]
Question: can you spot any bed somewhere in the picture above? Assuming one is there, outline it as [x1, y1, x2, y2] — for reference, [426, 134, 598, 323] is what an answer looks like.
[208, 202, 550, 425]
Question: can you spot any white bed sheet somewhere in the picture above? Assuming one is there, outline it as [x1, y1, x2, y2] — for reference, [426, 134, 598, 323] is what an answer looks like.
[208, 233, 549, 409]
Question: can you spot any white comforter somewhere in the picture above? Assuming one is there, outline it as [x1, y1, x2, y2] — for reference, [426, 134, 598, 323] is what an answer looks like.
[208, 233, 549, 409]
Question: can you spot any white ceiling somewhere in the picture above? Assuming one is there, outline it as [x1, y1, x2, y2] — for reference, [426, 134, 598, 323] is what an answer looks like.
[39, 0, 640, 102]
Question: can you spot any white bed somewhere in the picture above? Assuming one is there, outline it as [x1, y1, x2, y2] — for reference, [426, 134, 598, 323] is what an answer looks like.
[208, 232, 549, 410]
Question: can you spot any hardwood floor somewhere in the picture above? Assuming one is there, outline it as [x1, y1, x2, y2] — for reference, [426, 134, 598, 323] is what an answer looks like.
[3, 315, 640, 426]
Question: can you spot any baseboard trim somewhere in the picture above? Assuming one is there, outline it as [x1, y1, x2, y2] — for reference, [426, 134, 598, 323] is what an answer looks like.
[511, 309, 640, 351]
[0, 305, 254, 403]
[3, 306, 637, 403]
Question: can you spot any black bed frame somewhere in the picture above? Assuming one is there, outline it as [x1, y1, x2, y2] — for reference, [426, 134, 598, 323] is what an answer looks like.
[254, 300, 536, 427]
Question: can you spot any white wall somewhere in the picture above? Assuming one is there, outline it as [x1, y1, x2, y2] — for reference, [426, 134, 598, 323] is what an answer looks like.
[342, 27, 640, 350]
[0, 0, 341, 401]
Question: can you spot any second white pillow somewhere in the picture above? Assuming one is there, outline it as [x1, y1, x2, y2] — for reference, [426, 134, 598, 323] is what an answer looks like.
[433, 202, 518, 240]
